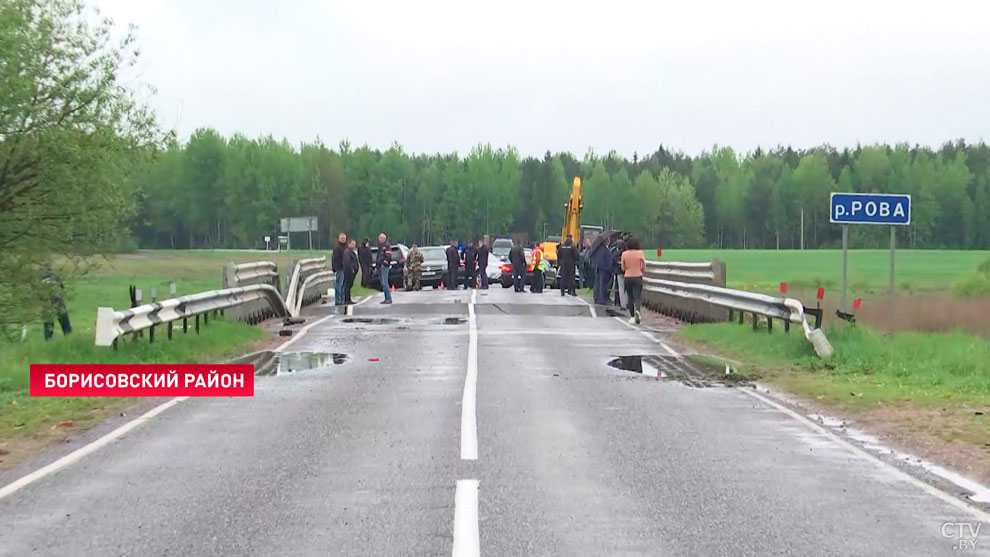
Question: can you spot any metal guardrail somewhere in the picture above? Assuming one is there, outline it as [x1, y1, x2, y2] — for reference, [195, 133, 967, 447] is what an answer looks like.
[222, 261, 280, 324]
[642, 277, 833, 358]
[284, 256, 328, 313]
[95, 284, 290, 347]
[644, 260, 717, 282]
[292, 271, 334, 316]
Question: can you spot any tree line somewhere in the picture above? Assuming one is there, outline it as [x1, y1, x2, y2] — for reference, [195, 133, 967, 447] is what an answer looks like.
[133, 134, 990, 251]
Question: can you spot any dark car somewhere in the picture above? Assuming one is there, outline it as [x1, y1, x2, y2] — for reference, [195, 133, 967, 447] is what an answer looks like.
[368, 243, 409, 289]
[491, 238, 513, 262]
[416, 246, 451, 289]
[499, 248, 557, 288]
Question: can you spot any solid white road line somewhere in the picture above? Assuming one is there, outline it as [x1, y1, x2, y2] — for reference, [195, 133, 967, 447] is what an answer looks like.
[452, 479, 481, 557]
[345, 295, 371, 316]
[613, 316, 678, 357]
[739, 388, 990, 522]
[575, 294, 597, 318]
[0, 396, 188, 501]
[627, 316, 990, 521]
[0, 308, 338, 502]
[461, 290, 479, 460]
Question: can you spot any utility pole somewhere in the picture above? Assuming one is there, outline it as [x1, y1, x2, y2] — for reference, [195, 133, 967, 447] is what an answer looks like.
[800, 208, 805, 250]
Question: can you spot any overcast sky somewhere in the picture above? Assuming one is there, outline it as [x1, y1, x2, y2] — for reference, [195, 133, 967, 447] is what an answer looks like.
[93, 0, 990, 157]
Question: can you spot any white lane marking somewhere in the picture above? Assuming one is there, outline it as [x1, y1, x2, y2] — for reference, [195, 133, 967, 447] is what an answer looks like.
[628, 318, 990, 520]
[739, 388, 990, 522]
[461, 290, 479, 460]
[613, 316, 679, 357]
[575, 294, 597, 318]
[275, 312, 338, 353]
[452, 479, 480, 557]
[344, 295, 371, 316]
[0, 309, 338, 502]
[0, 396, 188, 501]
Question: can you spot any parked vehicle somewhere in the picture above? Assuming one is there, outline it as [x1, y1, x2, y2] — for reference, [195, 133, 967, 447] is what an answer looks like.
[499, 248, 557, 288]
[416, 246, 451, 289]
[491, 238, 513, 262]
[368, 243, 408, 289]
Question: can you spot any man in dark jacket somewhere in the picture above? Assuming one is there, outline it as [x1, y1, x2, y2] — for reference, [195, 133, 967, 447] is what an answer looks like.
[463, 240, 478, 289]
[477, 239, 490, 289]
[445, 240, 460, 290]
[508, 242, 526, 293]
[592, 235, 612, 305]
[344, 239, 359, 304]
[376, 233, 393, 304]
[358, 238, 373, 287]
[557, 235, 577, 296]
[581, 238, 593, 288]
[331, 232, 347, 306]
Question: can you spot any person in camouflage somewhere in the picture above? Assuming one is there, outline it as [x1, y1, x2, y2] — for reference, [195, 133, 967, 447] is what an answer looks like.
[405, 244, 425, 291]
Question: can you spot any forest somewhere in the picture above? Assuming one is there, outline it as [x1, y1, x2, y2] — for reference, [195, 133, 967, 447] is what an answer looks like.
[133, 133, 990, 251]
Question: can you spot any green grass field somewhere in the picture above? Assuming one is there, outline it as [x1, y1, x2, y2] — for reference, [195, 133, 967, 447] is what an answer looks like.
[0, 249, 362, 467]
[648, 249, 990, 293]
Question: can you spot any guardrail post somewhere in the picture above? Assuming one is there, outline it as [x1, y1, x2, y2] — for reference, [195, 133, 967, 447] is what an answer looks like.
[149, 324, 155, 343]
[728, 309, 734, 322]
[767, 317, 773, 334]
[784, 320, 790, 333]
[738, 311, 744, 325]
[168, 321, 173, 340]
[183, 317, 188, 333]
[195, 315, 200, 334]
[752, 313, 758, 331]
[204, 312, 209, 325]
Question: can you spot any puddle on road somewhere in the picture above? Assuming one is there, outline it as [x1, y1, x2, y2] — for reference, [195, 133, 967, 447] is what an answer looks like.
[606, 355, 744, 388]
[273, 351, 349, 375]
[342, 317, 399, 325]
[607, 356, 664, 378]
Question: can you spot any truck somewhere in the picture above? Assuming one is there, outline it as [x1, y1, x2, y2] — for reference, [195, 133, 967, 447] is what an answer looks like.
[542, 177, 603, 287]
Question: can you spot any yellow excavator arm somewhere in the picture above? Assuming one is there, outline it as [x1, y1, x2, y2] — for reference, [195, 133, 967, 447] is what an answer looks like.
[561, 177, 582, 245]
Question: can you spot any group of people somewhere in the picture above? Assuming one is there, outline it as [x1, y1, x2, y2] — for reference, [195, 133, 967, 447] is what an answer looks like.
[442, 238, 491, 290]
[588, 234, 645, 324]
[331, 232, 395, 305]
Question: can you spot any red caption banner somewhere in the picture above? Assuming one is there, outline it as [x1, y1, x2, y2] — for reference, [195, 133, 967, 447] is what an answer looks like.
[30, 365, 254, 397]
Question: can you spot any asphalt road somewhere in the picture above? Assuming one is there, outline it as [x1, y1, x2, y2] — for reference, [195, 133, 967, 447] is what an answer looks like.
[0, 287, 987, 556]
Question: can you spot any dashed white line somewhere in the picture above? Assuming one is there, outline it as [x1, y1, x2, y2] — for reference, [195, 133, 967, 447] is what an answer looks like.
[452, 479, 480, 557]
[461, 290, 479, 460]
[0, 307, 338, 501]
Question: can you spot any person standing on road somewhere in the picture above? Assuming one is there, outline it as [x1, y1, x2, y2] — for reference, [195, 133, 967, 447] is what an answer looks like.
[557, 235, 577, 296]
[509, 241, 526, 292]
[612, 236, 627, 307]
[621, 236, 646, 324]
[581, 237, 593, 289]
[405, 244, 424, 291]
[331, 232, 348, 306]
[591, 235, 612, 304]
[376, 232, 393, 304]
[344, 239, 359, 305]
[358, 238, 373, 288]
[477, 238, 490, 289]
[530, 241, 545, 293]
[445, 239, 460, 290]
[463, 240, 478, 289]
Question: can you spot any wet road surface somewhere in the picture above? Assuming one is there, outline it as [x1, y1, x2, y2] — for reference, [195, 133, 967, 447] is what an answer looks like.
[0, 287, 987, 556]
